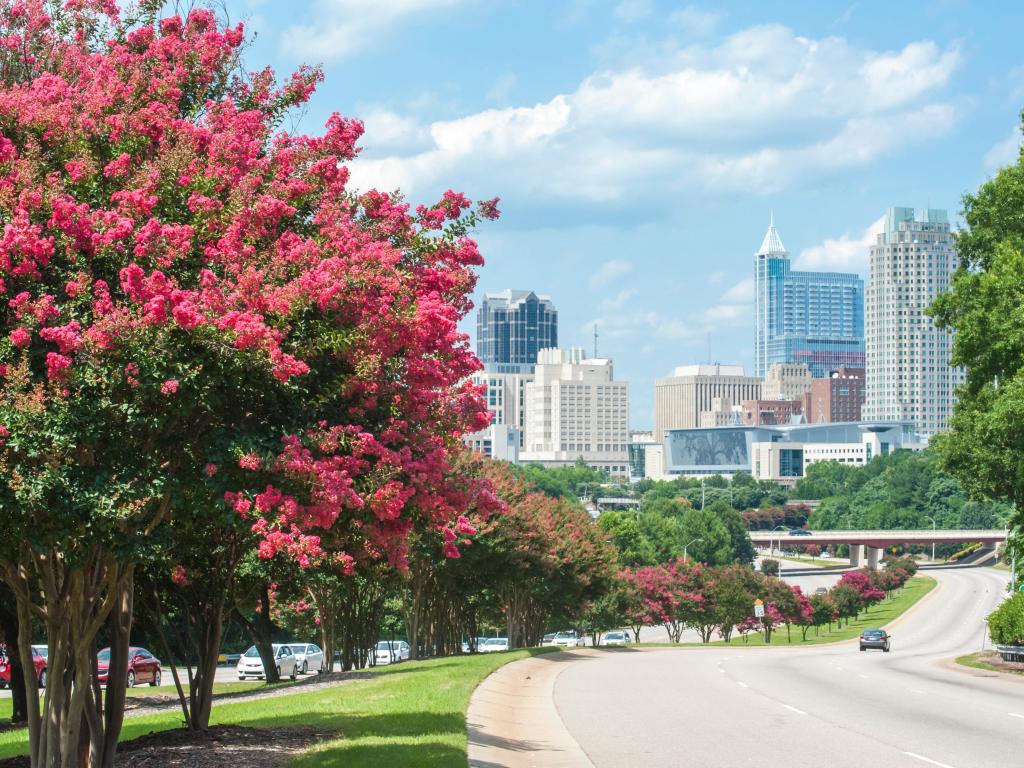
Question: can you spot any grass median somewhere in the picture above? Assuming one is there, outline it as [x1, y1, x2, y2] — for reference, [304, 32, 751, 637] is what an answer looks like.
[0, 648, 556, 765]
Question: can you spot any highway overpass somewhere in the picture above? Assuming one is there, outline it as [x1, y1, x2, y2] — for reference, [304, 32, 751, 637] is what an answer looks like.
[748, 528, 1006, 567]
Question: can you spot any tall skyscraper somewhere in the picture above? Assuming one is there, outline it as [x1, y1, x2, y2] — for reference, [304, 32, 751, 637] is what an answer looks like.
[863, 208, 961, 436]
[754, 217, 865, 378]
[520, 348, 630, 476]
[654, 364, 762, 440]
[476, 290, 557, 370]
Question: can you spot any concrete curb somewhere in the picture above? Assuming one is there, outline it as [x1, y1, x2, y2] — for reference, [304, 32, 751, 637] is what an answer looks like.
[467, 649, 596, 768]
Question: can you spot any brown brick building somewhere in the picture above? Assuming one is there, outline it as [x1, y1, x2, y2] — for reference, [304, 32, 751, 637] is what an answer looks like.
[804, 367, 865, 423]
[741, 399, 803, 426]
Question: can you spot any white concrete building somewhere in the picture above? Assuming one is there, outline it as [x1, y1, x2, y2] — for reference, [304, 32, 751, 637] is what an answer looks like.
[751, 430, 894, 486]
[520, 348, 630, 476]
[654, 364, 761, 440]
[863, 208, 962, 437]
[461, 368, 533, 461]
[464, 423, 520, 463]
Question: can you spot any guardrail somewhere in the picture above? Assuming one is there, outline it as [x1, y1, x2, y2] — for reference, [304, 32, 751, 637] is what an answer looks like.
[995, 644, 1024, 663]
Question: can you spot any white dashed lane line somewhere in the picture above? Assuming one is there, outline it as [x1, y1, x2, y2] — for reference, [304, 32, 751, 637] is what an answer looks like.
[903, 751, 957, 768]
[781, 704, 806, 715]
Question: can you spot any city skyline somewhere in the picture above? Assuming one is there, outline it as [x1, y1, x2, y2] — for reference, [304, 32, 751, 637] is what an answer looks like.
[224, 0, 1024, 429]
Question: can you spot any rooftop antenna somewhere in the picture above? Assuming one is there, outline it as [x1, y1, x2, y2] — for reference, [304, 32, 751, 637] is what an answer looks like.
[593, 323, 599, 358]
[707, 333, 711, 364]
[770, 208, 774, 228]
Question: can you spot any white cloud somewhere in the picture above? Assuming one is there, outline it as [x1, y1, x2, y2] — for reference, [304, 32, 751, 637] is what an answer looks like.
[599, 288, 637, 311]
[795, 215, 886, 274]
[590, 259, 634, 288]
[668, 6, 719, 36]
[281, 0, 463, 62]
[721, 278, 753, 303]
[614, 0, 652, 23]
[348, 25, 961, 204]
[984, 129, 1021, 173]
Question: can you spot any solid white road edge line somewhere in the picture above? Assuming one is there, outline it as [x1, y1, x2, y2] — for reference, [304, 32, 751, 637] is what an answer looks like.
[737, 682, 748, 688]
[903, 751, 957, 768]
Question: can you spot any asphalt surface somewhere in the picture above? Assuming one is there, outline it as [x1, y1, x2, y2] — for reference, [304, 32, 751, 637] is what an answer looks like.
[555, 566, 1017, 768]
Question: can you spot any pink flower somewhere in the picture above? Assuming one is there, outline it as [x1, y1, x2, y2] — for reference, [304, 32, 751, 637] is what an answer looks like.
[239, 453, 261, 471]
[160, 379, 179, 396]
[204, 463, 218, 477]
[45, 352, 72, 382]
[170, 565, 190, 586]
[9, 328, 30, 348]
[0, 425, 9, 443]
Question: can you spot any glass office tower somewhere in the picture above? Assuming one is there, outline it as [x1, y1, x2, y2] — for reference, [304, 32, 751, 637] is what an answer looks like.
[754, 218, 865, 378]
[476, 290, 558, 370]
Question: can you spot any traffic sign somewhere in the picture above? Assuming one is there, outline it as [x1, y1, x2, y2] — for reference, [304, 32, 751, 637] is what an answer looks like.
[754, 599, 765, 618]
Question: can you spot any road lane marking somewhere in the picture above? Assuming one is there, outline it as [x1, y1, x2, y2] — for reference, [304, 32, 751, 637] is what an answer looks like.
[737, 682, 748, 688]
[781, 704, 806, 715]
[718, 669, 726, 673]
[858, 674, 868, 679]
[1009, 713, 1024, 720]
[904, 752, 956, 768]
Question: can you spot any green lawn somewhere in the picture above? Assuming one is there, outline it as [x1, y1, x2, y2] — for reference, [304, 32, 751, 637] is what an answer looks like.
[956, 651, 1024, 676]
[777, 555, 849, 568]
[0, 649, 556, 765]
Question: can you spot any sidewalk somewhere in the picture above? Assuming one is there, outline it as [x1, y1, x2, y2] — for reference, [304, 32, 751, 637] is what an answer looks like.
[467, 649, 595, 768]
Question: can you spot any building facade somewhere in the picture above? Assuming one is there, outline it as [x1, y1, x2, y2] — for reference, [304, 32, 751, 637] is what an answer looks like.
[654, 364, 761, 440]
[741, 399, 803, 426]
[464, 423, 520, 463]
[754, 218, 865, 378]
[761, 362, 813, 401]
[804, 367, 865, 424]
[663, 421, 918, 479]
[520, 348, 630, 476]
[863, 208, 961, 436]
[476, 289, 557, 368]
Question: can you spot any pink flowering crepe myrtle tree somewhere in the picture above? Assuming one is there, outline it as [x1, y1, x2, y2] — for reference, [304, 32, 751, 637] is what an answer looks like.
[0, 2, 497, 765]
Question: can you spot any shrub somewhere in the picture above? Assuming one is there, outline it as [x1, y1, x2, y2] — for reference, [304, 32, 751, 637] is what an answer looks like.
[988, 594, 1024, 646]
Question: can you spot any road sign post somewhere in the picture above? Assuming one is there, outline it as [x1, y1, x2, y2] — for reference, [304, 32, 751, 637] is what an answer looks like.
[754, 599, 765, 619]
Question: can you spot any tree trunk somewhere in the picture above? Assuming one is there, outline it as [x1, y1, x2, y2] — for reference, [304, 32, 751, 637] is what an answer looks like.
[100, 570, 134, 768]
[0, 584, 28, 724]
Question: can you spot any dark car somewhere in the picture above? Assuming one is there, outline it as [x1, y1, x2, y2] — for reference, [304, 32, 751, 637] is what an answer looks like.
[788, 529, 813, 536]
[859, 629, 891, 652]
[97, 646, 162, 687]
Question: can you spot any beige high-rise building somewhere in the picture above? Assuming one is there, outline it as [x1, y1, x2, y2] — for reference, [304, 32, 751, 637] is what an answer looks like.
[654, 364, 762, 440]
[761, 362, 812, 401]
[863, 208, 962, 436]
[521, 348, 630, 475]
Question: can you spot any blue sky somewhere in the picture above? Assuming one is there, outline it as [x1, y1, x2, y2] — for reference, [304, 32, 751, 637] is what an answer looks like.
[231, 0, 1023, 429]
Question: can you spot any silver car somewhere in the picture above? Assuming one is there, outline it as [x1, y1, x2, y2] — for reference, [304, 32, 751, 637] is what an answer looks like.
[551, 631, 585, 648]
[288, 643, 325, 675]
[603, 631, 631, 646]
[480, 637, 509, 653]
[373, 640, 410, 665]
[236, 644, 298, 681]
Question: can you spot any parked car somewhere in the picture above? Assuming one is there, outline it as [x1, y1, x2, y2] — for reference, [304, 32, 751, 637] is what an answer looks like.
[460, 637, 490, 653]
[541, 633, 557, 646]
[859, 629, 891, 652]
[788, 529, 813, 536]
[551, 631, 586, 648]
[97, 647, 162, 687]
[814, 586, 829, 595]
[479, 637, 509, 653]
[603, 631, 631, 646]
[373, 640, 410, 665]
[236, 644, 299, 680]
[0, 645, 48, 689]
[288, 643, 325, 675]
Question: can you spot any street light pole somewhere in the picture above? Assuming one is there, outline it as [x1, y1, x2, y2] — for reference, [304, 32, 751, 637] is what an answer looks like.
[924, 516, 936, 563]
[684, 537, 703, 563]
[700, 476, 706, 509]
[770, 525, 790, 570]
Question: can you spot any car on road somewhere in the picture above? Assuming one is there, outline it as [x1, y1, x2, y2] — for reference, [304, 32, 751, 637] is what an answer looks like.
[373, 640, 410, 665]
[814, 587, 829, 595]
[97, 646, 162, 687]
[551, 631, 586, 648]
[236, 644, 298, 680]
[788, 529, 813, 536]
[602, 631, 631, 646]
[288, 643, 325, 675]
[0, 645, 48, 689]
[859, 629, 891, 652]
[479, 638, 509, 653]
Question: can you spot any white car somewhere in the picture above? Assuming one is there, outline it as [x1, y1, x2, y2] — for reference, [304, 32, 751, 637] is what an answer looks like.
[541, 633, 557, 646]
[373, 640, 410, 665]
[551, 631, 585, 648]
[236, 644, 298, 681]
[288, 643, 325, 675]
[603, 631, 631, 646]
[479, 637, 509, 653]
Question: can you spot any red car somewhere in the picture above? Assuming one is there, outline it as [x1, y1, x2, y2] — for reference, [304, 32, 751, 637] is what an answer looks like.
[97, 646, 162, 688]
[0, 645, 49, 688]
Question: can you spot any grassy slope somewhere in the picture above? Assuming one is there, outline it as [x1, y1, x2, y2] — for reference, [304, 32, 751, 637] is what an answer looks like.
[0, 649, 555, 766]
[955, 651, 1024, 676]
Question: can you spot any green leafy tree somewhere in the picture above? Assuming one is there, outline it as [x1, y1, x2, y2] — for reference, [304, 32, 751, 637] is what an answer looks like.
[707, 499, 755, 565]
[679, 506, 733, 566]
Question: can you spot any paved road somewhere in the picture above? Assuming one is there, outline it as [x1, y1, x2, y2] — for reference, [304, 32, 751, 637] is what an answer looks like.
[556, 566, 1018, 768]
